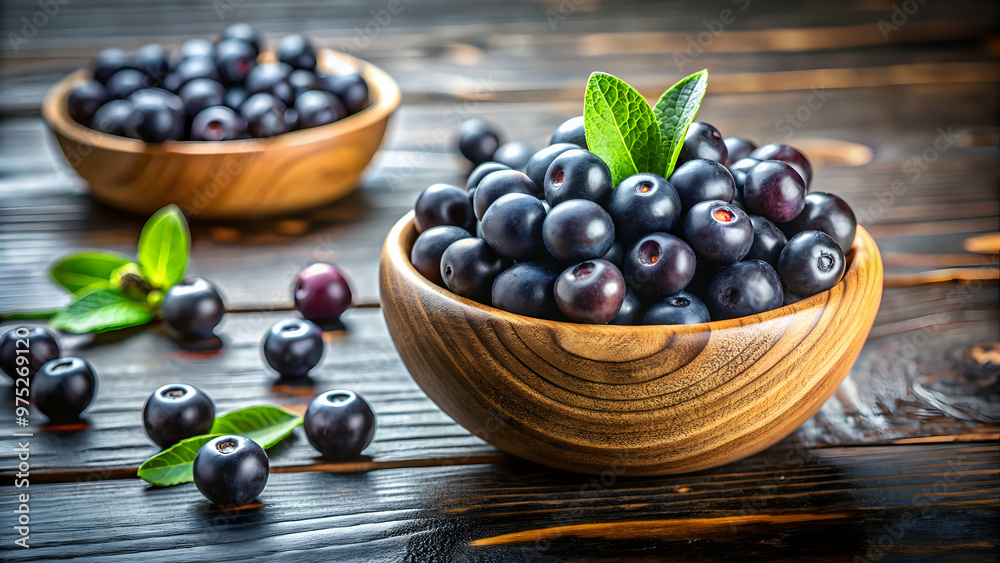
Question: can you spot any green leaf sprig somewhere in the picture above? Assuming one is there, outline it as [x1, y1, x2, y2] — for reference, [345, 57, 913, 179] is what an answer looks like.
[47, 205, 191, 334]
[584, 69, 709, 186]
[137, 405, 303, 487]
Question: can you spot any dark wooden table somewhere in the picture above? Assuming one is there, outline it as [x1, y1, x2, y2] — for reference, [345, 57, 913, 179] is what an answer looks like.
[1, 1, 998, 561]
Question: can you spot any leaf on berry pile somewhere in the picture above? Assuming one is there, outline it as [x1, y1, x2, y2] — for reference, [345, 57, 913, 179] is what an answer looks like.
[653, 69, 708, 178]
[137, 406, 303, 487]
[49, 289, 154, 334]
[583, 72, 665, 186]
[49, 251, 134, 295]
[137, 204, 190, 290]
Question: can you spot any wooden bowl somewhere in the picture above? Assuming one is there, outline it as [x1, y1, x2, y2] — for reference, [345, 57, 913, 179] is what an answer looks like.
[41, 49, 400, 219]
[380, 212, 883, 476]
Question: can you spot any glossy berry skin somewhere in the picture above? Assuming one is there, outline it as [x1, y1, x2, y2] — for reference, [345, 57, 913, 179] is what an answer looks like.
[261, 319, 324, 378]
[278, 34, 317, 70]
[91, 100, 133, 136]
[524, 143, 580, 189]
[724, 137, 756, 163]
[743, 160, 807, 223]
[602, 241, 625, 270]
[668, 159, 736, 210]
[224, 87, 247, 111]
[289, 70, 320, 97]
[457, 118, 501, 165]
[133, 43, 170, 83]
[678, 122, 728, 166]
[32, 357, 97, 422]
[68, 80, 111, 124]
[180, 78, 226, 120]
[492, 262, 561, 320]
[623, 233, 697, 298]
[543, 149, 614, 206]
[609, 291, 644, 326]
[320, 72, 369, 114]
[750, 143, 812, 187]
[482, 194, 548, 261]
[410, 226, 472, 285]
[781, 192, 857, 254]
[193, 435, 269, 507]
[778, 230, 846, 297]
[728, 157, 760, 193]
[190, 106, 245, 141]
[0, 326, 60, 381]
[542, 200, 615, 262]
[180, 37, 215, 60]
[106, 69, 153, 99]
[221, 23, 264, 54]
[492, 141, 535, 172]
[705, 260, 783, 320]
[643, 292, 710, 325]
[293, 263, 353, 322]
[466, 162, 510, 191]
[284, 108, 300, 131]
[554, 260, 626, 325]
[91, 48, 130, 84]
[550, 115, 587, 149]
[607, 173, 682, 243]
[141, 384, 215, 449]
[304, 390, 376, 459]
[415, 183, 477, 234]
[126, 89, 185, 142]
[683, 201, 753, 266]
[166, 56, 220, 92]
[745, 215, 788, 268]
[215, 39, 258, 85]
[473, 170, 539, 220]
[294, 90, 346, 129]
[240, 92, 290, 138]
[440, 238, 513, 303]
[161, 278, 226, 339]
[245, 63, 295, 106]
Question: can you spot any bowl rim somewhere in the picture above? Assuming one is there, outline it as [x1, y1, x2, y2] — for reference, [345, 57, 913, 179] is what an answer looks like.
[383, 210, 882, 335]
[41, 48, 401, 155]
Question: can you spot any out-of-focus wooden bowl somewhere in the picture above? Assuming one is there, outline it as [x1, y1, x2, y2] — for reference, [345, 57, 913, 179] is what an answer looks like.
[380, 212, 883, 476]
[41, 49, 400, 219]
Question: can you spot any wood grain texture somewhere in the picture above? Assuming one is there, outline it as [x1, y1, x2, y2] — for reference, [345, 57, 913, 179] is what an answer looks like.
[40, 50, 400, 219]
[379, 213, 884, 475]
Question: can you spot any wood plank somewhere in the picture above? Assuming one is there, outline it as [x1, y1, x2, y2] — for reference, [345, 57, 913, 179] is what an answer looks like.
[0, 442, 995, 561]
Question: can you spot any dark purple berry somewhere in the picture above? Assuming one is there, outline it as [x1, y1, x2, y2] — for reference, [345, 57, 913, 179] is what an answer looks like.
[745, 215, 788, 268]
[668, 159, 735, 211]
[550, 115, 587, 149]
[473, 170, 539, 220]
[133, 43, 170, 83]
[492, 262, 561, 320]
[193, 435, 268, 507]
[161, 278, 226, 339]
[778, 230, 846, 297]
[492, 141, 535, 171]
[440, 238, 513, 303]
[294, 90, 346, 129]
[466, 162, 511, 191]
[678, 122, 728, 166]
[525, 143, 580, 189]
[224, 87, 247, 111]
[482, 193, 548, 261]
[91, 48, 130, 84]
[415, 183, 477, 234]
[542, 200, 615, 262]
[750, 143, 812, 187]
[294, 263, 353, 322]
[106, 69, 153, 99]
[728, 157, 760, 193]
[609, 291, 644, 325]
[220, 23, 264, 55]
[543, 149, 613, 206]
[215, 38, 258, 85]
[304, 390, 376, 459]
[141, 384, 215, 449]
[190, 106, 244, 141]
[0, 326, 60, 381]
[278, 34, 317, 70]
[554, 260, 625, 325]
[32, 357, 97, 422]
[245, 63, 295, 106]
[167, 56, 220, 92]
[180, 78, 226, 120]
[261, 318, 324, 378]
[68, 80, 111, 124]
[643, 292, 710, 325]
[683, 201, 753, 266]
[180, 38, 214, 60]
[289, 69, 320, 96]
[623, 232, 696, 297]
[724, 137, 756, 163]
[126, 88, 185, 142]
[603, 241, 625, 270]
[743, 160, 806, 223]
[320, 72, 369, 114]
[410, 226, 472, 285]
[781, 192, 857, 254]
[240, 92, 290, 138]
[607, 173, 682, 243]
[91, 100, 132, 136]
[705, 260, 783, 320]
[457, 118, 500, 165]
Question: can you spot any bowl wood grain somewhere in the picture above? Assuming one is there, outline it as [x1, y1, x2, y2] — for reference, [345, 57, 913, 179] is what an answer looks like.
[380, 212, 883, 475]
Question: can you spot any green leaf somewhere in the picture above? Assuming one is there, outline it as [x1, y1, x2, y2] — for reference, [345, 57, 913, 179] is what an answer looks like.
[583, 72, 665, 186]
[49, 289, 154, 334]
[49, 251, 134, 295]
[653, 69, 709, 177]
[137, 406, 302, 487]
[137, 205, 190, 290]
